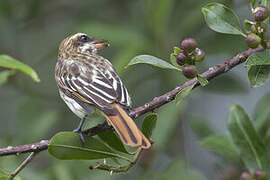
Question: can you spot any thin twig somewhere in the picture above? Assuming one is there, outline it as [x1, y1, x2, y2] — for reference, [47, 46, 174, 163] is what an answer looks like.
[8, 152, 37, 180]
[0, 43, 269, 156]
[89, 148, 142, 173]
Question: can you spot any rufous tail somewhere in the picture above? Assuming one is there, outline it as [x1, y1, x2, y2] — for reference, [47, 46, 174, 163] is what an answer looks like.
[104, 103, 151, 149]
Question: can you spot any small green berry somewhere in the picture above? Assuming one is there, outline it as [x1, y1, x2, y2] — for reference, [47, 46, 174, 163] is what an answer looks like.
[182, 65, 198, 79]
[194, 48, 205, 62]
[246, 33, 261, 48]
[181, 38, 197, 53]
[254, 6, 270, 22]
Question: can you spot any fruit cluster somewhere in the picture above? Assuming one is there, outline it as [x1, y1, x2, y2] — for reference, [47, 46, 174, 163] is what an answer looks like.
[176, 38, 205, 79]
[246, 5, 269, 49]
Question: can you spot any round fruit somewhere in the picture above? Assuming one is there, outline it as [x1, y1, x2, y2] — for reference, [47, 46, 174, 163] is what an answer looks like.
[181, 38, 198, 53]
[246, 33, 261, 48]
[182, 65, 198, 79]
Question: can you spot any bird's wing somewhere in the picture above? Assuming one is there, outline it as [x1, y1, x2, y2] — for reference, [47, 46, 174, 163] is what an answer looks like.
[55, 59, 130, 114]
[102, 60, 131, 107]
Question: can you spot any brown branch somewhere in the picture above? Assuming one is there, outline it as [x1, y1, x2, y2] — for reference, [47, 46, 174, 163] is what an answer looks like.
[8, 152, 37, 180]
[0, 43, 268, 157]
[0, 140, 49, 156]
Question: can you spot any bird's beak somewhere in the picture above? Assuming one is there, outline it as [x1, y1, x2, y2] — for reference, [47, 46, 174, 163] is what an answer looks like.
[91, 39, 110, 50]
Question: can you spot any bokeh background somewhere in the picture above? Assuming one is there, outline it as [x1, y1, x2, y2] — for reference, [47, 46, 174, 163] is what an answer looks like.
[0, 0, 269, 179]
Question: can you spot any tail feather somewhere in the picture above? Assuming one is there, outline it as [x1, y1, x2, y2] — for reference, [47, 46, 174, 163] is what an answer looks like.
[104, 103, 151, 149]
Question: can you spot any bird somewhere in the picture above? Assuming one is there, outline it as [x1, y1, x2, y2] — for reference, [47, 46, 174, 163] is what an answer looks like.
[55, 33, 151, 149]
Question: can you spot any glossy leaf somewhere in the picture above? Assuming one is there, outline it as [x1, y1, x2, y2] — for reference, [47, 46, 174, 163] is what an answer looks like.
[197, 75, 208, 86]
[248, 65, 270, 88]
[0, 55, 40, 82]
[0, 70, 15, 86]
[202, 3, 245, 36]
[175, 83, 195, 105]
[228, 105, 269, 173]
[142, 113, 157, 138]
[98, 130, 129, 154]
[245, 51, 270, 67]
[199, 134, 239, 158]
[48, 132, 128, 160]
[126, 55, 181, 71]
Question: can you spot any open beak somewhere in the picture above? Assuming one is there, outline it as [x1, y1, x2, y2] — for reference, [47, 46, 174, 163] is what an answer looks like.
[91, 39, 110, 50]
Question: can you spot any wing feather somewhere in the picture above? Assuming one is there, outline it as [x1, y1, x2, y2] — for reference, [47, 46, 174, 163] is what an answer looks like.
[55, 59, 130, 113]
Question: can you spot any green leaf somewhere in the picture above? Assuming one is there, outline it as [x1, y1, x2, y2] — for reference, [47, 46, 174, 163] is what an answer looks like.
[0, 70, 15, 86]
[197, 75, 208, 86]
[202, 3, 245, 37]
[126, 55, 181, 71]
[247, 65, 270, 88]
[0, 170, 8, 180]
[173, 47, 180, 55]
[175, 83, 195, 105]
[0, 169, 21, 180]
[0, 175, 9, 179]
[253, 93, 270, 138]
[170, 54, 182, 68]
[0, 176, 21, 180]
[254, 92, 270, 120]
[199, 134, 239, 158]
[0, 55, 40, 82]
[227, 104, 269, 173]
[245, 51, 270, 67]
[48, 132, 130, 161]
[170, 47, 182, 68]
[98, 130, 129, 154]
[142, 113, 157, 138]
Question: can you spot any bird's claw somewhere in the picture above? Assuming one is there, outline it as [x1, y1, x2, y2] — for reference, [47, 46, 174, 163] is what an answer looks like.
[73, 128, 85, 144]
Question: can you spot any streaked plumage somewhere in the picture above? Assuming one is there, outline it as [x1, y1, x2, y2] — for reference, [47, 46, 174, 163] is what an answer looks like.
[55, 33, 151, 149]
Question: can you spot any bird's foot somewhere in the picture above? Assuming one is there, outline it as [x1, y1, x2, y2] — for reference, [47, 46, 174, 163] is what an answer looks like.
[73, 116, 86, 144]
[73, 128, 85, 144]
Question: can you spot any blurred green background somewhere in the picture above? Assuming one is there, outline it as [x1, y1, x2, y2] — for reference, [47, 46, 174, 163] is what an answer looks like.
[1, 0, 269, 179]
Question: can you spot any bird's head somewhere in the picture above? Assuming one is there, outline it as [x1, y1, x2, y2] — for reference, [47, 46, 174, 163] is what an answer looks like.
[58, 33, 109, 59]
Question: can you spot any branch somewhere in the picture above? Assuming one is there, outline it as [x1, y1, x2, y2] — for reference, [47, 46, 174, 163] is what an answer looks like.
[0, 43, 268, 156]
[0, 140, 49, 156]
[8, 152, 37, 180]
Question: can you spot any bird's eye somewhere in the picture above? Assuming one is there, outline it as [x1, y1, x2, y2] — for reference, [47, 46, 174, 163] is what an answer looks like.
[79, 35, 89, 42]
